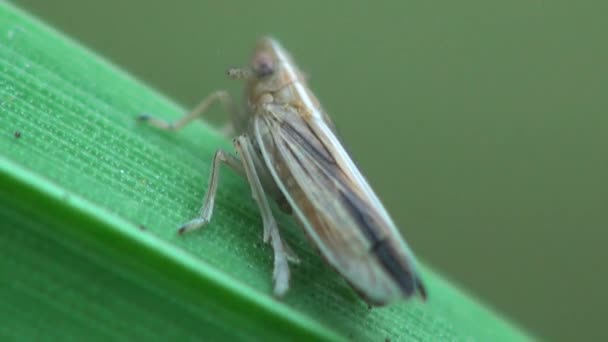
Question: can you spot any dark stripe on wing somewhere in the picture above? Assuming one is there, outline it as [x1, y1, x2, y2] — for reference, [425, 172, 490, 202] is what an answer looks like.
[268, 114, 427, 300]
[340, 190, 419, 297]
[281, 120, 335, 166]
[281, 138, 314, 178]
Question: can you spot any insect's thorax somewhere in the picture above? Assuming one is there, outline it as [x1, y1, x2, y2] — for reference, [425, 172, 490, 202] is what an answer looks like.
[249, 73, 320, 115]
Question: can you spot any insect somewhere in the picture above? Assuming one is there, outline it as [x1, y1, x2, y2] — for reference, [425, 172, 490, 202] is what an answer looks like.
[138, 37, 426, 305]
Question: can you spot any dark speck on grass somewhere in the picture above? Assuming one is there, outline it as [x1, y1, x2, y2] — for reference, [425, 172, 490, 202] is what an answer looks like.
[14, 131, 21, 138]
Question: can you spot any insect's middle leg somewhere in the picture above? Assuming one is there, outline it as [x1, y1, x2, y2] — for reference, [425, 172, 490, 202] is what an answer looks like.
[233, 135, 292, 297]
[178, 149, 244, 234]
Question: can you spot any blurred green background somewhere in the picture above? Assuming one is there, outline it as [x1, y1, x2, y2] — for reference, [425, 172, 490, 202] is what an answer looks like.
[13, 1, 606, 340]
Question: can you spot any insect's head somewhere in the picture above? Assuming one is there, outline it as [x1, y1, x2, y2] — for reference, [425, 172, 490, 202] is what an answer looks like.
[227, 37, 302, 95]
[251, 37, 278, 78]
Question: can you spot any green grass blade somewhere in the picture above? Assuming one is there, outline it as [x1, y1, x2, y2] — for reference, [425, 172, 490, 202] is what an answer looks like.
[0, 3, 531, 341]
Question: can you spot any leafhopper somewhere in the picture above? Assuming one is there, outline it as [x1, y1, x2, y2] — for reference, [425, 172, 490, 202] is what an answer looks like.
[139, 37, 426, 305]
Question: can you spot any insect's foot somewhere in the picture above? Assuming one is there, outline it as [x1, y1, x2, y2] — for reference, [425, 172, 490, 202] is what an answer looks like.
[177, 218, 208, 235]
[283, 241, 300, 264]
[269, 228, 290, 297]
[137, 113, 151, 122]
[272, 256, 290, 297]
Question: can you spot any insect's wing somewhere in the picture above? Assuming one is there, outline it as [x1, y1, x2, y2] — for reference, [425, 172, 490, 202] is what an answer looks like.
[254, 107, 426, 305]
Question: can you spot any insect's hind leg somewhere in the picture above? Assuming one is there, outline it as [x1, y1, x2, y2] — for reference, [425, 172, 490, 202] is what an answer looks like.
[178, 149, 244, 234]
[233, 135, 293, 297]
[138, 90, 236, 134]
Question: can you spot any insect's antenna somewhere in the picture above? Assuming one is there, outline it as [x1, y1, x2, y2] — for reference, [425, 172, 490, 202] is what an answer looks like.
[227, 67, 252, 80]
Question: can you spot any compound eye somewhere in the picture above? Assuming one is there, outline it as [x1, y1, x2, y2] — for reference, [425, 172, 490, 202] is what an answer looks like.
[252, 52, 275, 77]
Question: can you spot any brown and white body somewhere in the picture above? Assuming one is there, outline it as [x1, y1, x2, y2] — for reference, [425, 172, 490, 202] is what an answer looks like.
[139, 37, 426, 305]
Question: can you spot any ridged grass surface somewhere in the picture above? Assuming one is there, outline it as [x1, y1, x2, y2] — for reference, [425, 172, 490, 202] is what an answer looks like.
[0, 3, 530, 341]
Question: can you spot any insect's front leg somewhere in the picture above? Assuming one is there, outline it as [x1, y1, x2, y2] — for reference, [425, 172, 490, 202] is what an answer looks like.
[233, 135, 292, 297]
[178, 150, 244, 234]
[138, 90, 236, 135]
